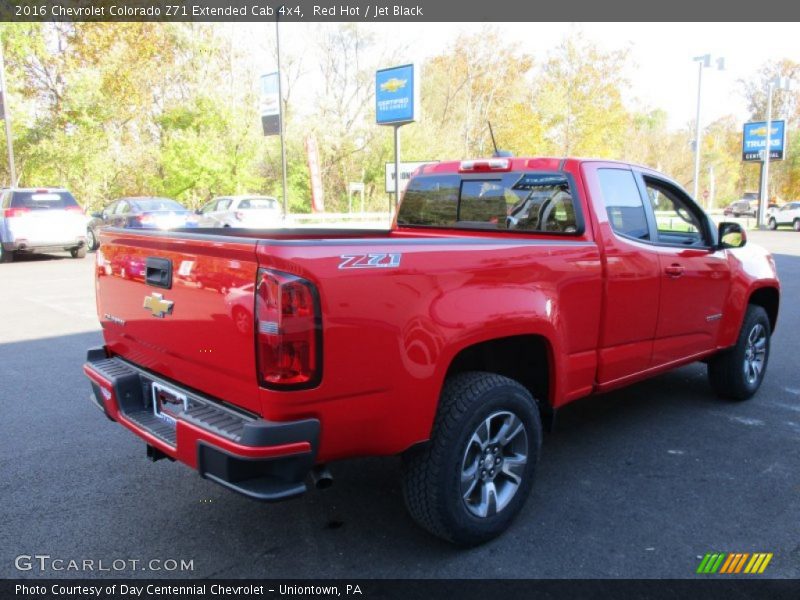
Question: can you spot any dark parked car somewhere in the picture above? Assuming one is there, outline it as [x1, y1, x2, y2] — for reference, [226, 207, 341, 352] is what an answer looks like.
[86, 197, 198, 251]
[724, 199, 757, 218]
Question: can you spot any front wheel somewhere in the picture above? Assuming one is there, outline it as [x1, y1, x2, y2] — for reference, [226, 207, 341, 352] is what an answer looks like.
[70, 246, 87, 259]
[87, 228, 99, 251]
[793, 219, 800, 232]
[768, 218, 778, 230]
[0, 244, 13, 263]
[402, 372, 542, 546]
[708, 305, 771, 401]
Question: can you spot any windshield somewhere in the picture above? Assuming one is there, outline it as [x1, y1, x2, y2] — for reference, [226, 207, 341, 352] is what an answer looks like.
[131, 199, 185, 212]
[397, 172, 580, 234]
[10, 191, 79, 210]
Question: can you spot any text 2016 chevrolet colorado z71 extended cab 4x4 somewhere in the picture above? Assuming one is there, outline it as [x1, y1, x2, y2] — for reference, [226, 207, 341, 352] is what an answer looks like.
[84, 157, 779, 545]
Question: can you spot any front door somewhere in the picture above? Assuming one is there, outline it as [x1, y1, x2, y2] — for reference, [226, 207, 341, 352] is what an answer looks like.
[637, 173, 731, 366]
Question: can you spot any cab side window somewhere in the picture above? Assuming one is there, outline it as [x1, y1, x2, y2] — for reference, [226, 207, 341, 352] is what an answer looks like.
[597, 169, 650, 240]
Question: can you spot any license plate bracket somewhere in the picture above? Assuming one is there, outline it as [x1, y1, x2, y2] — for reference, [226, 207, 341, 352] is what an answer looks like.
[152, 382, 188, 428]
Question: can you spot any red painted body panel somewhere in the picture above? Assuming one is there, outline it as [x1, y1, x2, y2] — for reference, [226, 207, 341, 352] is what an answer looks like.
[91, 157, 780, 468]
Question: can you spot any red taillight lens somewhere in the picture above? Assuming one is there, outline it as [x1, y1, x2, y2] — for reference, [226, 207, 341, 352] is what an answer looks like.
[65, 206, 85, 215]
[255, 268, 321, 388]
[138, 214, 156, 226]
[3, 207, 29, 218]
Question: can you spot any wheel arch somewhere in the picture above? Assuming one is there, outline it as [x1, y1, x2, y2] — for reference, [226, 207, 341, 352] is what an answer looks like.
[444, 334, 555, 413]
[749, 286, 779, 334]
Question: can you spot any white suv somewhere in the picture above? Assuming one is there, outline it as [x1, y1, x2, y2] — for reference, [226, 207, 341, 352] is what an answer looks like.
[768, 202, 800, 231]
[0, 188, 88, 263]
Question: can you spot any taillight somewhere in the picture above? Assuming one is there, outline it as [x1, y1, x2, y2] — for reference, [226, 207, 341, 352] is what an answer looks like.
[3, 207, 29, 218]
[255, 268, 321, 388]
[138, 214, 156, 226]
[65, 206, 85, 215]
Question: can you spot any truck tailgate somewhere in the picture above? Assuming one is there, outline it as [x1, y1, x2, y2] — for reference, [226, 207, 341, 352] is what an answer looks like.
[96, 230, 262, 413]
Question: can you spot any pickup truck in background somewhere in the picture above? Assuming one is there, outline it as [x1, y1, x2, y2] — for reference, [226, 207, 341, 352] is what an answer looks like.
[84, 157, 780, 545]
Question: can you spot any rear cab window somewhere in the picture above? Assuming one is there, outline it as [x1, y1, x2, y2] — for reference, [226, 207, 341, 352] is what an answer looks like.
[9, 191, 78, 210]
[397, 171, 582, 234]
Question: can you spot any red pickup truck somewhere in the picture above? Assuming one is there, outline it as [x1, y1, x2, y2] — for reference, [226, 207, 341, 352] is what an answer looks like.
[84, 157, 779, 545]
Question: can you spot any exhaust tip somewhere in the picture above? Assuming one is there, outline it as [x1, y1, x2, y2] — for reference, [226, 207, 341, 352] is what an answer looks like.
[311, 465, 333, 490]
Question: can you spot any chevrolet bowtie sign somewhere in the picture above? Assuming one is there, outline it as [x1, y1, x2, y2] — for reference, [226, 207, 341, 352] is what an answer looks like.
[143, 293, 174, 318]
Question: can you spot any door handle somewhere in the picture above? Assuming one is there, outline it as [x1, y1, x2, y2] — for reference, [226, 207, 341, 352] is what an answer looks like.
[146, 257, 173, 289]
[664, 264, 685, 278]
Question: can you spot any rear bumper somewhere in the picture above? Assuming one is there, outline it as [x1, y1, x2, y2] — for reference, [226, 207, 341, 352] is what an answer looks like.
[83, 347, 319, 502]
[3, 239, 85, 252]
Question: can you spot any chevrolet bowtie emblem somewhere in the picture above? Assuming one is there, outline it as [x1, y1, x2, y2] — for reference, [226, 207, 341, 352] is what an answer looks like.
[143, 293, 174, 318]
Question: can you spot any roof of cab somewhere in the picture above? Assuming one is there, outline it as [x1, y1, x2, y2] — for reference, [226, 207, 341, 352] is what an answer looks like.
[416, 157, 658, 175]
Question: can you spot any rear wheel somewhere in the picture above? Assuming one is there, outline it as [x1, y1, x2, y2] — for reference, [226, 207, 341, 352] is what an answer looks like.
[793, 219, 800, 232]
[402, 372, 542, 546]
[0, 244, 13, 263]
[708, 305, 771, 401]
[70, 246, 87, 259]
[768, 218, 778, 230]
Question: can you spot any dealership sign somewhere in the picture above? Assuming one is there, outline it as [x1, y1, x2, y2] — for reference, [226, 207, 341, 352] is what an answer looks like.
[376, 64, 418, 125]
[259, 72, 281, 136]
[742, 120, 786, 161]
[385, 161, 437, 194]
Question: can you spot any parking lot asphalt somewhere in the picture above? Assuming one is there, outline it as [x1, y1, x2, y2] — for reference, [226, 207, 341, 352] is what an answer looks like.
[1, 231, 798, 579]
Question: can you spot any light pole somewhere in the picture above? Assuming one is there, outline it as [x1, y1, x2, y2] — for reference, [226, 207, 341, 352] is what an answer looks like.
[757, 75, 793, 229]
[692, 54, 725, 206]
[275, 12, 288, 219]
[0, 36, 16, 187]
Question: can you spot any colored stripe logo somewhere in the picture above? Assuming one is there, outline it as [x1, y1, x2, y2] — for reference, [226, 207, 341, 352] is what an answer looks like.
[696, 552, 773, 574]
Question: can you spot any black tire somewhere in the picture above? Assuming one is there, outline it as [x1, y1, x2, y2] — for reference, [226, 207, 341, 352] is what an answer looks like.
[0, 244, 13, 263]
[733, 212, 740, 218]
[87, 227, 99, 251]
[768, 218, 778, 231]
[70, 246, 87, 259]
[402, 371, 542, 546]
[793, 219, 800, 232]
[708, 305, 771, 401]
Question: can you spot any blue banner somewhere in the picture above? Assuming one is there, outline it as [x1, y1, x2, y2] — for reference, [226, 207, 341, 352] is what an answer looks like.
[742, 120, 786, 161]
[376, 64, 416, 125]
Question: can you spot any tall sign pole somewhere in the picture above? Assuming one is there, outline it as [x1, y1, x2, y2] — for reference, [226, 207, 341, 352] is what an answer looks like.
[393, 124, 400, 210]
[275, 14, 288, 218]
[758, 81, 774, 229]
[376, 64, 419, 210]
[0, 38, 16, 187]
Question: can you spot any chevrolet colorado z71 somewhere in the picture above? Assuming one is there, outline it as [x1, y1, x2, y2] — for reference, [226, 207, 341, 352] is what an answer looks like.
[84, 157, 780, 545]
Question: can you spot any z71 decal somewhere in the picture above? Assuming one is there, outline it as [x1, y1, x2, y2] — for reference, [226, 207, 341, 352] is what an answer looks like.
[339, 253, 402, 269]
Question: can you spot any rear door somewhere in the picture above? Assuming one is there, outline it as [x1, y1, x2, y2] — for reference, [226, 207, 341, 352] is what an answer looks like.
[636, 172, 731, 366]
[97, 231, 262, 411]
[582, 164, 662, 384]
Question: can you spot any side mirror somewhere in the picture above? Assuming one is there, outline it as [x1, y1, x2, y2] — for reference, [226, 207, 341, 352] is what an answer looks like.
[718, 222, 747, 249]
[195, 209, 202, 215]
[91, 211, 102, 219]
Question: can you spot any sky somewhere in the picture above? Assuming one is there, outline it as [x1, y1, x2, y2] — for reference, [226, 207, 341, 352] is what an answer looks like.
[241, 21, 800, 131]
